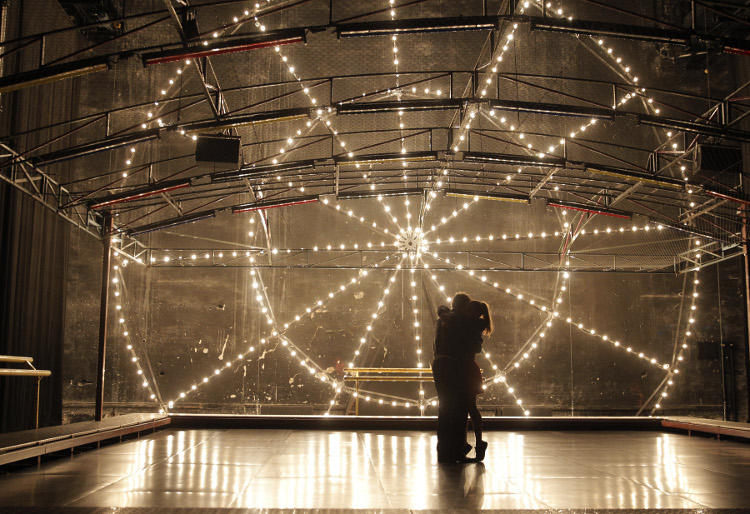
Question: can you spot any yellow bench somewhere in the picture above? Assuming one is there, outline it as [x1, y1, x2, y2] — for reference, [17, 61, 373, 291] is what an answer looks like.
[343, 367, 433, 415]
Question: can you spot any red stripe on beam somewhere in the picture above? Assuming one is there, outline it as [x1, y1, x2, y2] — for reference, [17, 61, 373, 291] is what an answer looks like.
[548, 202, 630, 219]
[705, 189, 750, 206]
[233, 198, 318, 213]
[724, 47, 750, 57]
[91, 183, 190, 210]
[145, 37, 303, 66]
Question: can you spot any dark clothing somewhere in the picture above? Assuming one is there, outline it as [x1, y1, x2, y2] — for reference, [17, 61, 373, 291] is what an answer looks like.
[433, 309, 483, 359]
[465, 359, 483, 396]
[432, 355, 468, 462]
[432, 306, 483, 462]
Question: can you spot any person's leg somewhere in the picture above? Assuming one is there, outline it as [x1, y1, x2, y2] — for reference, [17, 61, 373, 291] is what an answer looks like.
[432, 359, 456, 462]
[468, 395, 487, 461]
[468, 395, 482, 443]
[448, 367, 473, 462]
[434, 359, 468, 462]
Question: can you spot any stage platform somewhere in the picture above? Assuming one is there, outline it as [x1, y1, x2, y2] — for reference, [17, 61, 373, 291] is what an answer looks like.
[167, 413, 750, 441]
[0, 414, 749, 511]
[0, 413, 170, 466]
[169, 413, 665, 431]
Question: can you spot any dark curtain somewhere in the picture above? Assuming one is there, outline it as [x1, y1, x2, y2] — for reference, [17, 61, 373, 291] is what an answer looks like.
[0, 181, 69, 433]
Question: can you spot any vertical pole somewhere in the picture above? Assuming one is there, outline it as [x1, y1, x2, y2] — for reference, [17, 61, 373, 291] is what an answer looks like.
[95, 214, 113, 421]
[691, 1, 696, 31]
[35, 377, 41, 429]
[612, 84, 617, 111]
[742, 206, 750, 421]
[38, 34, 45, 67]
[717, 265, 727, 420]
[355, 380, 359, 415]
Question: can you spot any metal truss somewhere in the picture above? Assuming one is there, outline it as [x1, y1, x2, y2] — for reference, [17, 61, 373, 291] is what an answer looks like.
[2, 1, 748, 274]
[0, 142, 103, 237]
[24, 93, 750, 169]
[0, 142, 150, 264]
[3, 8, 750, 92]
[145, 247, 679, 273]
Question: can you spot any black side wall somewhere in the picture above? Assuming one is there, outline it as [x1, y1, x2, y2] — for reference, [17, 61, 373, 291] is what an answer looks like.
[0, 183, 69, 433]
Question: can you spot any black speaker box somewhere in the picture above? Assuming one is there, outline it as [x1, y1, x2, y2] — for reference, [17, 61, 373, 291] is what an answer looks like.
[195, 135, 241, 167]
[182, 9, 200, 41]
[694, 144, 743, 189]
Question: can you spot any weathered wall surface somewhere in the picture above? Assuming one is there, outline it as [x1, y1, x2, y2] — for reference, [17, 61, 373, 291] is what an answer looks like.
[61, 198, 748, 420]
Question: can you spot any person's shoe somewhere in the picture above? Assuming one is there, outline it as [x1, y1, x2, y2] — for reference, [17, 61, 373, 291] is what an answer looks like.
[475, 440, 488, 462]
[457, 455, 477, 463]
[462, 443, 472, 455]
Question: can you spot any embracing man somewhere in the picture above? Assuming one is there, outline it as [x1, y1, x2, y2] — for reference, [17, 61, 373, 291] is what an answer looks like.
[431, 292, 476, 464]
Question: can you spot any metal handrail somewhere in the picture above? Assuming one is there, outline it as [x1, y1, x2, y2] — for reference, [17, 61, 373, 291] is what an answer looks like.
[0, 355, 51, 428]
[0, 369, 52, 377]
[344, 367, 432, 374]
[0, 355, 35, 364]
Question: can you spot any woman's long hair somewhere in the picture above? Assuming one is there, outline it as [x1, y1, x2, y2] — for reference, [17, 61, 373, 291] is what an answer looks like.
[468, 300, 493, 335]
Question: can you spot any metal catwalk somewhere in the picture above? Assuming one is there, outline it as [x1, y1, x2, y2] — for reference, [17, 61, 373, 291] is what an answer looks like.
[0, 428, 749, 511]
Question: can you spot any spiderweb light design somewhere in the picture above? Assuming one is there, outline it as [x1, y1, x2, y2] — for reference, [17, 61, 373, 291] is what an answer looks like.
[105, 0, 710, 417]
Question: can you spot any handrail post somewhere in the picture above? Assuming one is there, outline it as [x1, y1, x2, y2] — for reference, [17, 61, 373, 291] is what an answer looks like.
[35, 377, 41, 429]
[95, 214, 113, 421]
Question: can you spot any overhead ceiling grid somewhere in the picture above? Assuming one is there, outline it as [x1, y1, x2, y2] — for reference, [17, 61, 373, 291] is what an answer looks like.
[1, 0, 749, 273]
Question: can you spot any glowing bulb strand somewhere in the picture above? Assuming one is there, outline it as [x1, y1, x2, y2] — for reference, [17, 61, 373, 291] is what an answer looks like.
[265, 116, 323, 166]
[167, 269, 372, 408]
[422, 196, 480, 237]
[423, 269, 531, 415]
[320, 197, 391, 238]
[648, 266, 701, 415]
[426, 252, 669, 373]
[111, 266, 166, 412]
[327, 263, 404, 413]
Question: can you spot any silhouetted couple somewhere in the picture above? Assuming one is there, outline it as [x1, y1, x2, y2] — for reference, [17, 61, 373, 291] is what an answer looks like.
[432, 292, 493, 464]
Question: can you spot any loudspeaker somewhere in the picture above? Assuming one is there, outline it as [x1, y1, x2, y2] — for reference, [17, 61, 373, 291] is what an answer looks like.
[694, 144, 743, 189]
[182, 9, 200, 41]
[195, 135, 240, 167]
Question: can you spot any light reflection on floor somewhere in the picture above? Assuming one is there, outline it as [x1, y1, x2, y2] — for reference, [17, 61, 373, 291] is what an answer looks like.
[0, 428, 749, 509]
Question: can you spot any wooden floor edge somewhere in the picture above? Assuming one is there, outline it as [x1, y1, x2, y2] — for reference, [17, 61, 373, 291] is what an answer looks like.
[0, 416, 171, 466]
[661, 419, 750, 440]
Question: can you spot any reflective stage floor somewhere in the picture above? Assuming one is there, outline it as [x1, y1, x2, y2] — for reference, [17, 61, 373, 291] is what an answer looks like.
[1, 428, 749, 511]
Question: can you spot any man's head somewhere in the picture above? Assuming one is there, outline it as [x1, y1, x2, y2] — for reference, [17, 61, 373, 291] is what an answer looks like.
[452, 292, 471, 312]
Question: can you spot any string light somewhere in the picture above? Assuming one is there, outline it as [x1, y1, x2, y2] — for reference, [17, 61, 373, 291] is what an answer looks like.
[110, 259, 164, 412]
[427, 223, 663, 246]
[422, 196, 479, 237]
[321, 197, 391, 238]
[326, 264, 405, 413]
[272, 47, 371, 190]
[145, 0, 703, 404]
[428, 247, 670, 376]
[648, 259, 701, 415]
[506, 1, 694, 187]
[424, 270, 531, 415]
[168, 260, 411, 409]
[262, 116, 323, 168]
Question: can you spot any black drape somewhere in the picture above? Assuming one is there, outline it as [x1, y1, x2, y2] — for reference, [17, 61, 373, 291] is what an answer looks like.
[0, 182, 69, 433]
